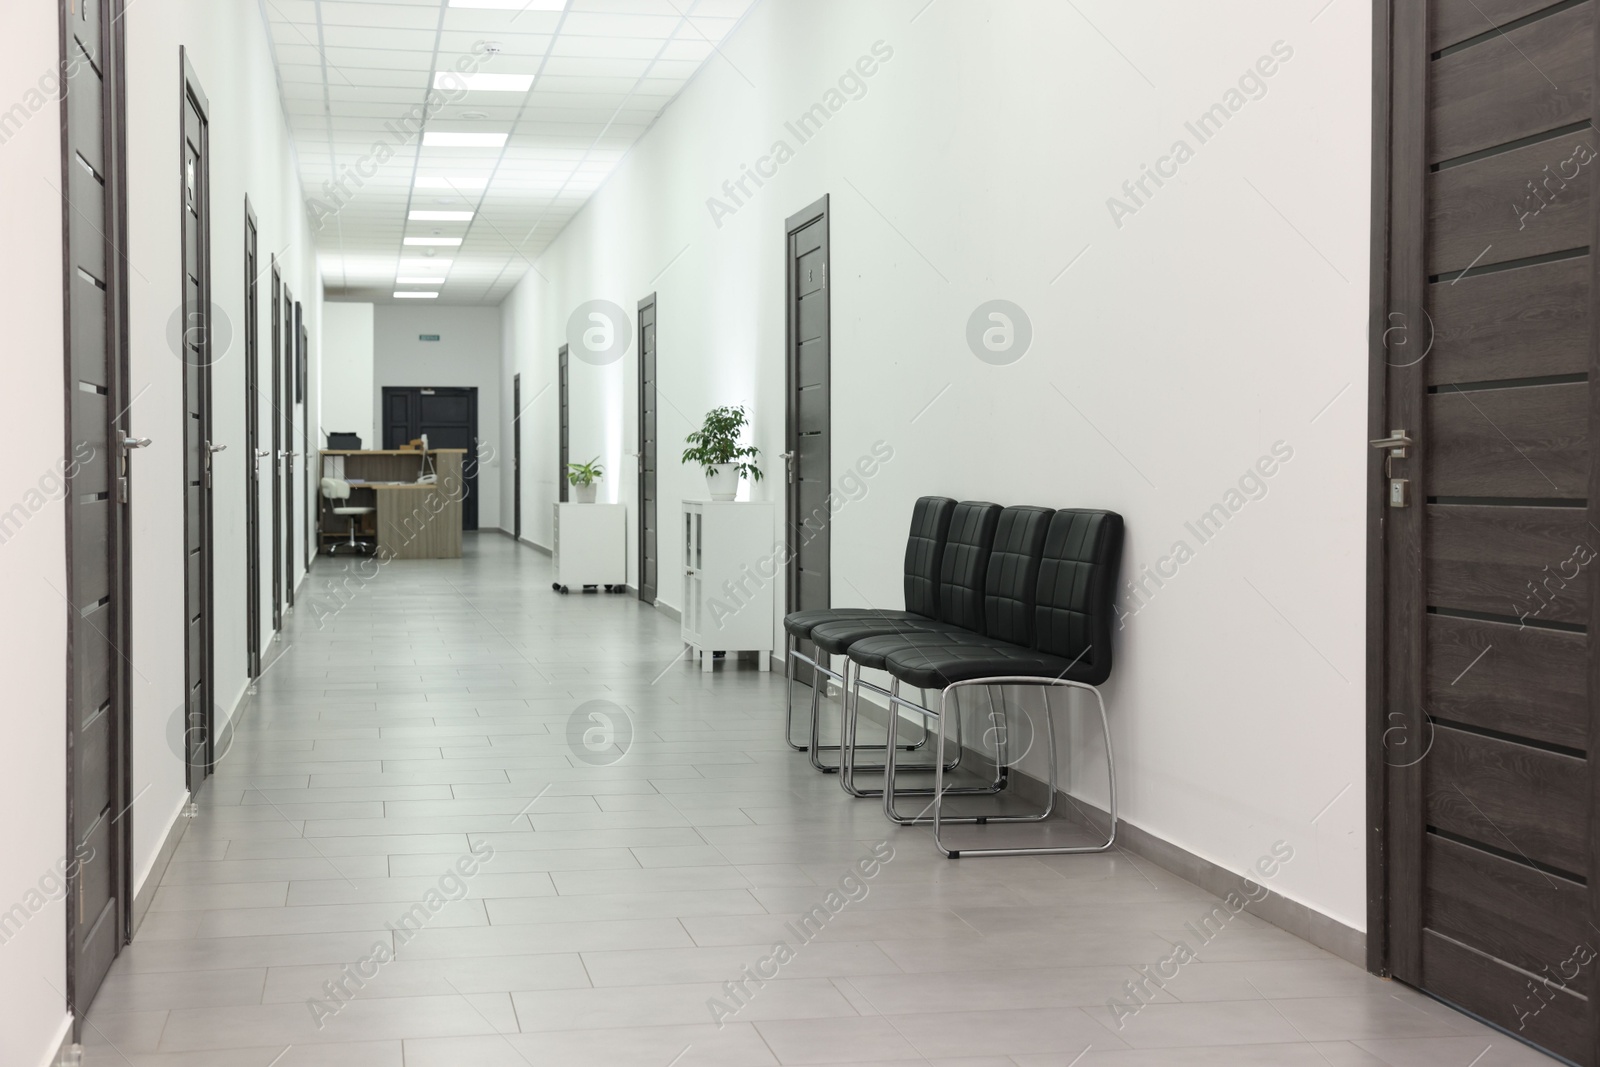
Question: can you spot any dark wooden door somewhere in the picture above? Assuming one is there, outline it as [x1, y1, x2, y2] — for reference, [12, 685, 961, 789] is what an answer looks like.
[270, 262, 282, 631]
[638, 294, 658, 603]
[244, 200, 261, 679]
[785, 196, 830, 685]
[381, 386, 480, 530]
[62, 0, 131, 1020]
[513, 373, 522, 540]
[180, 52, 215, 791]
[558, 345, 570, 504]
[282, 283, 295, 609]
[298, 308, 311, 568]
[1374, 4, 1599, 1063]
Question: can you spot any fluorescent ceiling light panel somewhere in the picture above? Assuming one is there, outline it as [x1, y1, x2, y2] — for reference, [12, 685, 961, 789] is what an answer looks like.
[448, 0, 567, 8]
[422, 131, 507, 148]
[408, 210, 474, 221]
[403, 237, 463, 246]
[394, 291, 439, 299]
[414, 177, 487, 190]
[396, 276, 446, 285]
[436, 73, 534, 92]
[402, 259, 453, 270]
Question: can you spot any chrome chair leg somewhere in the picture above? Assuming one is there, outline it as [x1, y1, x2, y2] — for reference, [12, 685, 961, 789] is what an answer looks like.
[784, 632, 806, 751]
[931, 677, 1117, 858]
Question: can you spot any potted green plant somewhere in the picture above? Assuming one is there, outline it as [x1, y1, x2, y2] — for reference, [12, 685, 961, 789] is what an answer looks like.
[682, 405, 762, 501]
[566, 457, 603, 503]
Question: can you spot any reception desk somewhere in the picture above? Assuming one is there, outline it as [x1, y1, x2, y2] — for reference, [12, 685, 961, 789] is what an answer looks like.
[319, 449, 465, 559]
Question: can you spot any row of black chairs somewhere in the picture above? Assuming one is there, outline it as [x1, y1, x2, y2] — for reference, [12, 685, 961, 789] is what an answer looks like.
[782, 497, 1124, 857]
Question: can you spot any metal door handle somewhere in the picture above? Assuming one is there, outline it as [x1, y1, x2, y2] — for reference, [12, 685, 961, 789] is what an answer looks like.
[123, 436, 152, 449]
[1368, 429, 1413, 456]
[208, 443, 227, 453]
[255, 449, 271, 457]
[780, 450, 796, 484]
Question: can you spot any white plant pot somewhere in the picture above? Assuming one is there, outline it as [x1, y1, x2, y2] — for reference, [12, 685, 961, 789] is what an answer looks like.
[573, 483, 598, 503]
[705, 463, 739, 502]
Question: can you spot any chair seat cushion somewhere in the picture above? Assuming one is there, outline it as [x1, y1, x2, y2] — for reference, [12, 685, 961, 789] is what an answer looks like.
[783, 608, 898, 639]
[809, 614, 943, 656]
[883, 641, 1086, 691]
[844, 628, 993, 671]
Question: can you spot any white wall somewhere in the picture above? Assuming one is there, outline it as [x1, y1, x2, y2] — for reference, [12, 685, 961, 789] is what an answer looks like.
[0, 2, 73, 1059]
[4, 3, 322, 1062]
[321, 302, 375, 447]
[500, 1, 1370, 929]
[374, 306, 503, 530]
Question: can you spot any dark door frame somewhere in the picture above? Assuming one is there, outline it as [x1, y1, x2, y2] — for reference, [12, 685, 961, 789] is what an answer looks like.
[60, 0, 133, 1024]
[558, 344, 570, 504]
[243, 198, 261, 680]
[282, 283, 295, 609]
[179, 47, 215, 790]
[784, 195, 831, 631]
[269, 260, 282, 631]
[637, 293, 658, 604]
[297, 305, 310, 571]
[512, 372, 522, 540]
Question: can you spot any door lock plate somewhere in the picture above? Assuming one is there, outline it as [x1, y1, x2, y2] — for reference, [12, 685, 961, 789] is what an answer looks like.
[1389, 478, 1411, 508]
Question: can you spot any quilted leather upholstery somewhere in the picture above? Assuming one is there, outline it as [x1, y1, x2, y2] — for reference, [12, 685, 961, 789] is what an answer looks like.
[780, 496, 956, 640]
[882, 641, 1079, 691]
[936, 501, 1002, 632]
[1032, 509, 1123, 684]
[812, 614, 954, 657]
[982, 506, 1053, 647]
[903, 496, 955, 618]
[845, 627, 986, 671]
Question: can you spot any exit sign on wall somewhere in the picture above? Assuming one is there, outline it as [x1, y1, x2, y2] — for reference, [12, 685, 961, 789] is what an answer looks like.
[419, 334, 440, 341]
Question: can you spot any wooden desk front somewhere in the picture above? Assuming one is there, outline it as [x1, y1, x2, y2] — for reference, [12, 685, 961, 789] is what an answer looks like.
[320, 449, 465, 559]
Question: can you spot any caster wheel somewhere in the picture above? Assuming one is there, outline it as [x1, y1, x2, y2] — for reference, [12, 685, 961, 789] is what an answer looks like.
[551, 582, 560, 591]
[559, 585, 570, 594]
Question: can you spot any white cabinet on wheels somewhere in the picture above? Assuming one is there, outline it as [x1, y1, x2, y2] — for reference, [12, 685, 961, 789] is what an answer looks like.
[552, 502, 627, 594]
[681, 500, 774, 672]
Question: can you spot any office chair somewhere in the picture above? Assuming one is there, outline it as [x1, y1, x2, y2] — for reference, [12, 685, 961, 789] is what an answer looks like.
[320, 477, 374, 555]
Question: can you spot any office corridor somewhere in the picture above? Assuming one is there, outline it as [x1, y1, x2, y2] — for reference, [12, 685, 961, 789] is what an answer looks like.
[66, 536, 1533, 1066]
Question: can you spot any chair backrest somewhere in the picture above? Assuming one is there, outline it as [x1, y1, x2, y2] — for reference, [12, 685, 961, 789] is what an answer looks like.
[937, 501, 1002, 632]
[903, 496, 956, 618]
[983, 505, 1054, 647]
[1032, 509, 1125, 685]
[320, 476, 350, 501]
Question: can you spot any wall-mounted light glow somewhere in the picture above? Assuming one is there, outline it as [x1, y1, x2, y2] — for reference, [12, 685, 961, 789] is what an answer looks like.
[422, 132, 507, 148]
[403, 237, 463, 246]
[408, 210, 474, 221]
[394, 292, 440, 299]
[415, 177, 487, 190]
[436, 72, 534, 92]
[396, 276, 446, 285]
[448, 0, 566, 8]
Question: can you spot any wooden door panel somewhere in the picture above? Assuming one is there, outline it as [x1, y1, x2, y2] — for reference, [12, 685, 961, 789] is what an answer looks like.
[1428, 382, 1588, 496]
[1427, 254, 1589, 385]
[1427, 134, 1595, 274]
[1424, 930, 1588, 1061]
[1425, 835, 1590, 994]
[1428, 0, 1566, 51]
[1428, 0, 1593, 163]
[1426, 613, 1586, 748]
[1425, 725, 1587, 875]
[1424, 504, 1590, 622]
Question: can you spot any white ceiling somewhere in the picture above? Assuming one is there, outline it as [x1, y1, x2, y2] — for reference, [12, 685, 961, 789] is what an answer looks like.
[259, 0, 757, 304]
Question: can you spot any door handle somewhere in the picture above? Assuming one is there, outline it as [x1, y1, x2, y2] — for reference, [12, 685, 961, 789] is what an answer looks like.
[208, 443, 227, 453]
[122, 436, 152, 450]
[780, 450, 796, 484]
[1368, 429, 1413, 458]
[255, 449, 271, 457]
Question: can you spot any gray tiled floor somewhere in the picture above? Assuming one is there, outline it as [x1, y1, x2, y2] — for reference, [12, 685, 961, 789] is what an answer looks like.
[82, 535, 1556, 1065]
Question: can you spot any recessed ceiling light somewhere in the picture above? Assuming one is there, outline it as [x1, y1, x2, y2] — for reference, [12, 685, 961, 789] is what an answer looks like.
[394, 292, 440, 299]
[437, 73, 534, 93]
[396, 276, 446, 285]
[409, 210, 474, 221]
[422, 131, 507, 148]
[449, 0, 567, 9]
[404, 237, 463, 246]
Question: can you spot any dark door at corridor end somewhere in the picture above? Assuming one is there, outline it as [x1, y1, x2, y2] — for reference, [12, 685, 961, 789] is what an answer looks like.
[785, 196, 830, 687]
[383, 386, 479, 530]
[1371, 3, 1600, 1063]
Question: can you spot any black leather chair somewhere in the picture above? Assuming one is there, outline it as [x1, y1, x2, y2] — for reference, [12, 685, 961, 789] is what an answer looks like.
[781, 496, 955, 756]
[871, 509, 1124, 857]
